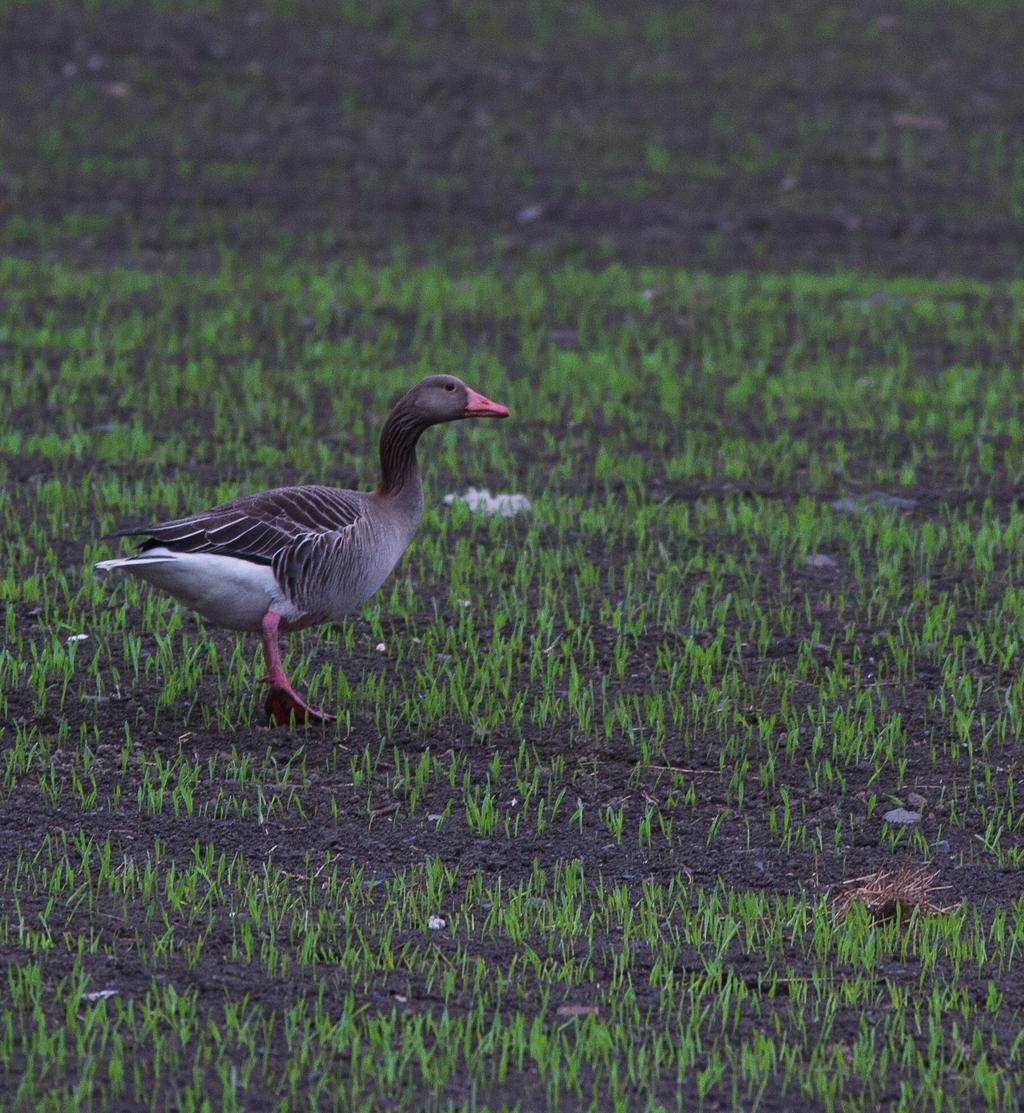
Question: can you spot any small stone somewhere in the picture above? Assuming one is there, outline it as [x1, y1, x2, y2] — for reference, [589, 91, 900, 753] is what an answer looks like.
[443, 487, 532, 518]
[804, 553, 838, 570]
[547, 328, 579, 348]
[890, 112, 946, 131]
[82, 989, 118, 1002]
[929, 839, 950, 855]
[832, 491, 917, 514]
[883, 807, 921, 826]
[517, 202, 546, 223]
[868, 490, 917, 510]
[427, 915, 446, 931]
[906, 792, 927, 811]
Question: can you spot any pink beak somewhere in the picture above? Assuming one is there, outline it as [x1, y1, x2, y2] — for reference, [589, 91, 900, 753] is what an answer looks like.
[464, 387, 510, 418]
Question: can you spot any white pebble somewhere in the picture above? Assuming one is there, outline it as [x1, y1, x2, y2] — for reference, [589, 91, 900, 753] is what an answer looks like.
[443, 488, 532, 518]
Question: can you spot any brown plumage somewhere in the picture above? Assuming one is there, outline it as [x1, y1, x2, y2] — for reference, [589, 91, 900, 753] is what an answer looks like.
[96, 375, 510, 725]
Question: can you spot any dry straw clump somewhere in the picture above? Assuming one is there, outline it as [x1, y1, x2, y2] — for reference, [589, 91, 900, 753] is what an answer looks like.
[832, 863, 959, 925]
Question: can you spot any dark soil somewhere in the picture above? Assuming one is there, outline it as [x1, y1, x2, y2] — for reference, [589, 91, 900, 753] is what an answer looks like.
[4, 0, 1024, 277]
[4, 2, 1024, 1109]
[6, 488, 1024, 1109]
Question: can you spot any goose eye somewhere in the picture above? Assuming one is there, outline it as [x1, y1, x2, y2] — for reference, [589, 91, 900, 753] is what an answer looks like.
[445, 383, 456, 392]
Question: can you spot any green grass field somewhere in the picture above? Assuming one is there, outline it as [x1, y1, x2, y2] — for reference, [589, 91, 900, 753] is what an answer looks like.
[4, 256, 1024, 1110]
[4, 0, 1024, 1109]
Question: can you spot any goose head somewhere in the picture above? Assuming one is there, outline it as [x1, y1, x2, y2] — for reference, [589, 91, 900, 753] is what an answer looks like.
[403, 375, 510, 424]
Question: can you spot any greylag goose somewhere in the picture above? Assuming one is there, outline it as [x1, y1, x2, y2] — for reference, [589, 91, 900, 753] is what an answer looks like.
[96, 375, 509, 725]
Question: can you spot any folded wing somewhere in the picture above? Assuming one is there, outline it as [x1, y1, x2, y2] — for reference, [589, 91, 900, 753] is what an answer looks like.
[111, 485, 368, 568]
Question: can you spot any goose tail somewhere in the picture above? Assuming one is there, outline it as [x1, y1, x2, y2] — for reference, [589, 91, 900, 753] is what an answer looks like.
[95, 555, 177, 572]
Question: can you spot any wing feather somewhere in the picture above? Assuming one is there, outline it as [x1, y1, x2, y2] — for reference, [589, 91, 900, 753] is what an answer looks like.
[109, 485, 368, 568]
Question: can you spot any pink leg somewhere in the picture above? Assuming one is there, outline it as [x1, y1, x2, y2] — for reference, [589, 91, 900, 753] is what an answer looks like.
[260, 612, 335, 726]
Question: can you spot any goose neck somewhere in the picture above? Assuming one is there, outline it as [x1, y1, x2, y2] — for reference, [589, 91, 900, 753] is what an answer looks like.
[377, 399, 427, 497]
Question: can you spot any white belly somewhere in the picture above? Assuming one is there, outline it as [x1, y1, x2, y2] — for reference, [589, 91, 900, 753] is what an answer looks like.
[96, 549, 298, 631]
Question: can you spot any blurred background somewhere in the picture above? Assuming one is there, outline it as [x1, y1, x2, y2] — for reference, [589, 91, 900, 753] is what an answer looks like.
[4, 0, 1024, 277]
